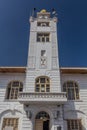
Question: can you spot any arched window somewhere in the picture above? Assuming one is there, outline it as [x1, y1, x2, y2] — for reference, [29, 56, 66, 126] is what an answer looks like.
[35, 76, 50, 92]
[6, 81, 23, 99]
[63, 81, 79, 100]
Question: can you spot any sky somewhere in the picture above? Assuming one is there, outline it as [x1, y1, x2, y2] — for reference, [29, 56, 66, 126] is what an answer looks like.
[0, 0, 87, 67]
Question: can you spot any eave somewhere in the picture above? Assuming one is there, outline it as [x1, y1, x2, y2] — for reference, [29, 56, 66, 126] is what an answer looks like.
[0, 67, 87, 74]
[60, 67, 87, 74]
[0, 67, 26, 73]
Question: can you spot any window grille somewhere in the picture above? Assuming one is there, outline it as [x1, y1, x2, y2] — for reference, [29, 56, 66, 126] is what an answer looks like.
[37, 33, 50, 42]
[2, 118, 18, 130]
[6, 81, 23, 99]
[63, 81, 79, 100]
[67, 119, 82, 130]
[35, 76, 50, 92]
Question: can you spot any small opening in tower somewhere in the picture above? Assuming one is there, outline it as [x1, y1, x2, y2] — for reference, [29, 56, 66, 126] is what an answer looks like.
[37, 22, 49, 27]
[37, 33, 50, 42]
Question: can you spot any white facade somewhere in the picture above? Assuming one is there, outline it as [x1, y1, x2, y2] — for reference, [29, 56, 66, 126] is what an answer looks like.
[0, 10, 87, 130]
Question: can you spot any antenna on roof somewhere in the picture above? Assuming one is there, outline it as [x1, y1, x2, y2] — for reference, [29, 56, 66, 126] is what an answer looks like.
[32, 8, 37, 17]
[52, 8, 58, 16]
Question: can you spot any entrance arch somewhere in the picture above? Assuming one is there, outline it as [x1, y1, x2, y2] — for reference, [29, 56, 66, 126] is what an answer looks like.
[35, 111, 50, 130]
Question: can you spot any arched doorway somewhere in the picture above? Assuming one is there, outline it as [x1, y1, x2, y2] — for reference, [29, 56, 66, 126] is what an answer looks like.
[35, 111, 50, 130]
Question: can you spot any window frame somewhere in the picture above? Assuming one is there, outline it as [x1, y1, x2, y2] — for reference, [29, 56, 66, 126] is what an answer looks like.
[37, 33, 50, 42]
[67, 119, 82, 130]
[2, 118, 19, 130]
[5, 81, 23, 100]
[63, 81, 79, 100]
[37, 22, 50, 27]
[35, 76, 50, 92]
[41, 50, 46, 57]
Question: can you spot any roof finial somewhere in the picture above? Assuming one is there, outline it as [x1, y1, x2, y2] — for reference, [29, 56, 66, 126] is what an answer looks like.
[40, 9, 47, 13]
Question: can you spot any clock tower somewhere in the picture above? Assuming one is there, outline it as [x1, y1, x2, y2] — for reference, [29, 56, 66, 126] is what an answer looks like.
[25, 9, 61, 92]
[18, 9, 67, 130]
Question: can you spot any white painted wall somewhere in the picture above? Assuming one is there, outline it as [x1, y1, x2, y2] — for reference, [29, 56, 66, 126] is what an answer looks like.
[61, 73, 87, 130]
[0, 73, 25, 130]
[0, 72, 87, 130]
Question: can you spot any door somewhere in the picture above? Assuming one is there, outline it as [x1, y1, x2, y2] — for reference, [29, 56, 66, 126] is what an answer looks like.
[35, 111, 50, 130]
[35, 119, 43, 130]
[43, 120, 49, 130]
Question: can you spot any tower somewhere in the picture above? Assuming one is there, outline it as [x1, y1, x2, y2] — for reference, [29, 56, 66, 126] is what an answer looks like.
[25, 9, 61, 92]
[18, 9, 67, 130]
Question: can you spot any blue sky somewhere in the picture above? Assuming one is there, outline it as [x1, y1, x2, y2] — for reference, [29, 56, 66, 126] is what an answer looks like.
[0, 0, 87, 67]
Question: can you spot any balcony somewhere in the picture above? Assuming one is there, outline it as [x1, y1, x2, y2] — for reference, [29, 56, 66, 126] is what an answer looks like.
[18, 92, 67, 104]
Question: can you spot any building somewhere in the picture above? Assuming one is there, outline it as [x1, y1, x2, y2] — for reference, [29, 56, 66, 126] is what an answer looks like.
[0, 9, 87, 130]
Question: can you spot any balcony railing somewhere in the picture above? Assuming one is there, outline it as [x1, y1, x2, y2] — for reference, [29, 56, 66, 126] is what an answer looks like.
[18, 92, 67, 104]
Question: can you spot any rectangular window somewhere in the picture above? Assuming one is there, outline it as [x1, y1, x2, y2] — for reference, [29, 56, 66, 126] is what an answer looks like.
[35, 85, 40, 92]
[37, 22, 49, 27]
[63, 82, 79, 100]
[57, 126, 61, 130]
[41, 50, 46, 56]
[46, 85, 50, 92]
[40, 78, 45, 83]
[37, 33, 50, 42]
[2, 118, 18, 130]
[41, 85, 45, 92]
[67, 119, 82, 130]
